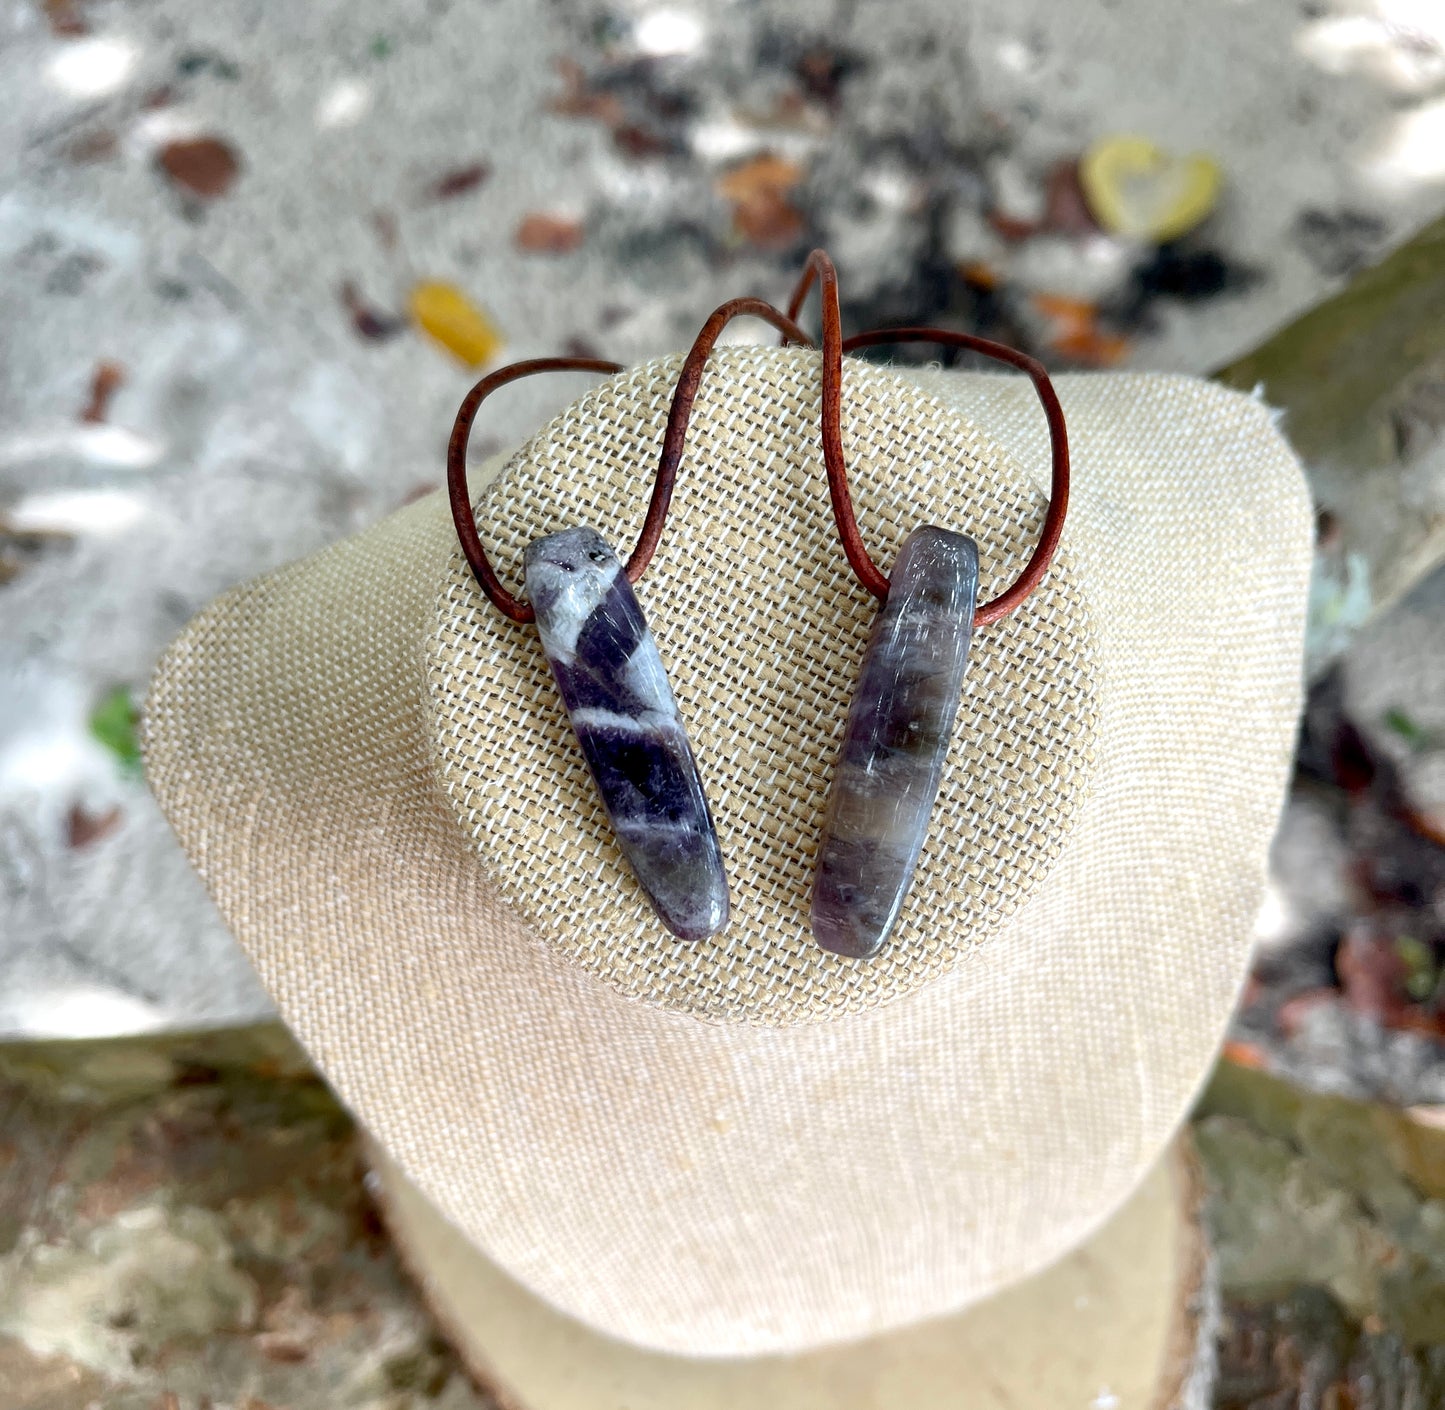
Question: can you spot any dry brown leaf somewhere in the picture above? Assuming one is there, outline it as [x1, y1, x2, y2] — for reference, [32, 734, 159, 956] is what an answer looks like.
[80, 360, 125, 423]
[715, 153, 804, 203]
[716, 154, 807, 250]
[44, 0, 88, 35]
[548, 58, 626, 127]
[1043, 158, 1100, 236]
[514, 212, 585, 254]
[427, 162, 491, 201]
[339, 282, 405, 342]
[959, 261, 1002, 291]
[1031, 292, 1131, 367]
[987, 210, 1039, 242]
[66, 803, 122, 848]
[157, 136, 241, 200]
[612, 123, 671, 158]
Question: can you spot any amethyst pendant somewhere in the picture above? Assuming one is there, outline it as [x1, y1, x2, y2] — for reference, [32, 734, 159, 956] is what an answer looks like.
[524, 525, 729, 941]
[811, 526, 980, 959]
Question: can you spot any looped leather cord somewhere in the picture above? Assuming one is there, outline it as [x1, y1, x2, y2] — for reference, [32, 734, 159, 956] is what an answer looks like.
[447, 357, 622, 624]
[786, 249, 1070, 627]
[447, 300, 812, 624]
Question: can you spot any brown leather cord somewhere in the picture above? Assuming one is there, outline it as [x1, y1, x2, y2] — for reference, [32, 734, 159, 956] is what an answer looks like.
[447, 357, 623, 623]
[447, 300, 811, 624]
[641, 297, 813, 588]
[786, 249, 1071, 627]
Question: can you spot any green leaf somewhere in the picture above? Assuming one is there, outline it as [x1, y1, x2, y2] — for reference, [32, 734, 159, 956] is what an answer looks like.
[1394, 935, 1438, 1003]
[90, 687, 142, 777]
[1383, 708, 1432, 752]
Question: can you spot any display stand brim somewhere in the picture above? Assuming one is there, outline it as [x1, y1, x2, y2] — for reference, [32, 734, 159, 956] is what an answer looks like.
[369, 1137, 1215, 1410]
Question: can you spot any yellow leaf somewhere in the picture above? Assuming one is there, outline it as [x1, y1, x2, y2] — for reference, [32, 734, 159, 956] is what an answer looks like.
[408, 281, 505, 368]
[1079, 135, 1221, 243]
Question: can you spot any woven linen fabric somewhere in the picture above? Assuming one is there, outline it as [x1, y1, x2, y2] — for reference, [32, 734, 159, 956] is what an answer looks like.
[366, 1139, 1211, 1410]
[145, 360, 1312, 1356]
[432, 347, 1097, 1023]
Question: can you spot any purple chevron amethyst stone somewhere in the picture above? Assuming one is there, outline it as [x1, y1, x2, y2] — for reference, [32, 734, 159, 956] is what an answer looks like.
[812, 525, 980, 959]
[523, 525, 728, 941]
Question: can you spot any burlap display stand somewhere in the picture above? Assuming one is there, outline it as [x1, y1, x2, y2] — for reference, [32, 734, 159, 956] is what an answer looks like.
[145, 350, 1311, 1361]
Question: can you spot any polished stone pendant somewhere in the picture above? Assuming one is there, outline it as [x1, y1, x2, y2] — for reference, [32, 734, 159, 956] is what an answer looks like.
[524, 525, 729, 941]
[812, 526, 980, 959]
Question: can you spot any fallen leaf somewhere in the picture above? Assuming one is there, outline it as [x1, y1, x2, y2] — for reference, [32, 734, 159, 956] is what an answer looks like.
[1050, 325, 1130, 367]
[514, 212, 585, 254]
[1034, 293, 1106, 325]
[1221, 1039, 1270, 1071]
[716, 153, 804, 203]
[987, 210, 1038, 243]
[66, 803, 122, 848]
[716, 154, 807, 250]
[1395, 934, 1439, 1003]
[157, 136, 241, 200]
[255, 1332, 310, 1364]
[408, 281, 504, 368]
[612, 123, 671, 158]
[339, 282, 406, 341]
[90, 687, 142, 777]
[1042, 159, 1099, 236]
[959, 261, 1002, 291]
[80, 360, 125, 423]
[1079, 134, 1221, 243]
[792, 45, 858, 110]
[548, 58, 626, 127]
[427, 162, 491, 201]
[1031, 293, 1131, 367]
[1384, 708, 1435, 753]
[43, 0, 88, 36]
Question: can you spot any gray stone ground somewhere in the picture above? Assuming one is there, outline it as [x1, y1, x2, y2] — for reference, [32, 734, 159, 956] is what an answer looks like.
[3, 0, 1445, 1060]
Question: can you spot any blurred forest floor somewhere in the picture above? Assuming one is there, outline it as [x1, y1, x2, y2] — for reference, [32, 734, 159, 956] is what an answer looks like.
[4, 1028, 1445, 1408]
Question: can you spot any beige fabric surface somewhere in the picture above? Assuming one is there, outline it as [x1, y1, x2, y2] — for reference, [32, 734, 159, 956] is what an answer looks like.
[433, 348, 1097, 1021]
[145, 355, 1311, 1356]
[369, 1137, 1212, 1410]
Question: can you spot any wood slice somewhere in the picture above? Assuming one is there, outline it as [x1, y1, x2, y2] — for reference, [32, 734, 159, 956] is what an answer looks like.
[369, 1137, 1215, 1410]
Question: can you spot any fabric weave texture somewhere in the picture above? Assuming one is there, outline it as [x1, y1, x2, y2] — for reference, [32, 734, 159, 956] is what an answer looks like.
[145, 353, 1311, 1355]
[432, 349, 1096, 1021]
